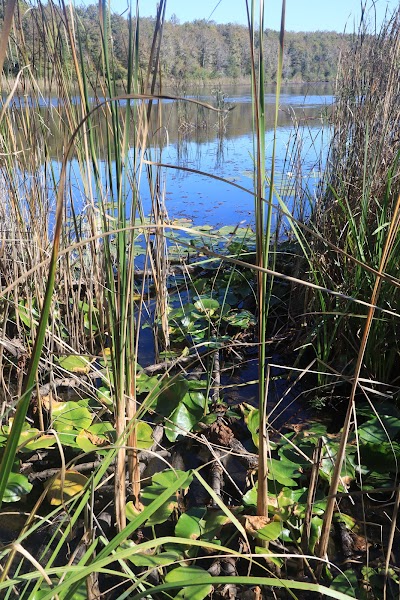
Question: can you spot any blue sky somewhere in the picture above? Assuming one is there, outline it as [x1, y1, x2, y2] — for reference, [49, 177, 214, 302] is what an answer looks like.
[109, 0, 398, 32]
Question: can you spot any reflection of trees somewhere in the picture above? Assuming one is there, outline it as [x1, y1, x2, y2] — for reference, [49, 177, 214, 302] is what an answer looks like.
[32, 85, 331, 160]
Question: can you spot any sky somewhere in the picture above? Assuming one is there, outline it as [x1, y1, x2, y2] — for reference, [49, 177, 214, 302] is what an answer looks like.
[108, 0, 398, 33]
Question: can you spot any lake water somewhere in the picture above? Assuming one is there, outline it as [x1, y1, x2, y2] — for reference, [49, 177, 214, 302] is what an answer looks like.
[137, 82, 333, 229]
[38, 82, 332, 232]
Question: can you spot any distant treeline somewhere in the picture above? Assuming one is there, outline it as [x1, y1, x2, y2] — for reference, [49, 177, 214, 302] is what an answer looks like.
[2, 3, 351, 83]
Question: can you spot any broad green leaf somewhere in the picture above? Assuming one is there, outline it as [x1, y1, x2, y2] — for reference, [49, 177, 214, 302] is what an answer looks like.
[268, 458, 301, 487]
[128, 548, 182, 567]
[17, 301, 39, 328]
[255, 546, 284, 566]
[3, 472, 32, 502]
[57, 355, 94, 374]
[223, 310, 256, 328]
[19, 432, 55, 452]
[358, 415, 400, 444]
[175, 508, 206, 540]
[76, 423, 113, 453]
[140, 470, 193, 526]
[0, 424, 54, 453]
[242, 485, 257, 507]
[97, 386, 113, 408]
[194, 297, 220, 314]
[326, 570, 359, 599]
[165, 566, 212, 600]
[165, 393, 204, 442]
[52, 401, 93, 432]
[136, 421, 154, 449]
[359, 442, 398, 473]
[309, 516, 323, 552]
[245, 407, 259, 448]
[256, 521, 282, 541]
[155, 376, 189, 417]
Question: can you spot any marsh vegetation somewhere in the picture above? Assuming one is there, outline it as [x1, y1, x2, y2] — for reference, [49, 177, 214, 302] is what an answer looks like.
[0, 1, 399, 599]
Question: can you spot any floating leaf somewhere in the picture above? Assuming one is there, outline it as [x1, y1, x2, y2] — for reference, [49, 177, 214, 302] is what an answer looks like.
[193, 297, 220, 315]
[165, 392, 204, 442]
[136, 421, 154, 449]
[358, 415, 400, 444]
[223, 309, 256, 328]
[19, 432, 55, 452]
[326, 570, 358, 599]
[47, 470, 88, 505]
[164, 566, 212, 600]
[154, 376, 189, 417]
[3, 472, 32, 502]
[141, 470, 193, 526]
[256, 521, 282, 542]
[128, 549, 182, 568]
[268, 458, 301, 487]
[255, 545, 284, 566]
[51, 401, 93, 432]
[57, 355, 94, 374]
[76, 422, 114, 453]
[175, 508, 206, 540]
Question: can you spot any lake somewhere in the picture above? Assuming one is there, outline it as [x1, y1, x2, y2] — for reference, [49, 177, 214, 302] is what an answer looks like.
[33, 82, 332, 232]
[138, 82, 332, 229]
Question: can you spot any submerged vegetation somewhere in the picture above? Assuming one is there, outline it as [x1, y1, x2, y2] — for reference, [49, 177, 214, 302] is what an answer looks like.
[0, 1, 399, 599]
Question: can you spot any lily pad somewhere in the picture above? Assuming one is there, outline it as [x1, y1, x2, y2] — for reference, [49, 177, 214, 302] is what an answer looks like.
[3, 472, 32, 502]
[57, 355, 94, 374]
[140, 470, 193, 526]
[47, 470, 88, 505]
[164, 566, 212, 600]
[51, 401, 93, 432]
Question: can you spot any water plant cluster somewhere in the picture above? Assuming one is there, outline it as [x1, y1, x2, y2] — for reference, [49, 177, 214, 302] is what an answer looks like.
[0, 1, 399, 599]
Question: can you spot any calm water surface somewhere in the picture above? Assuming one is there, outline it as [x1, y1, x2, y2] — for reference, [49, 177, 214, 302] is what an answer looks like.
[45, 83, 332, 230]
[138, 82, 332, 228]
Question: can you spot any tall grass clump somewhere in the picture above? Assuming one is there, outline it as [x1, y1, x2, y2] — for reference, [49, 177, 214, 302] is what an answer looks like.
[309, 6, 400, 391]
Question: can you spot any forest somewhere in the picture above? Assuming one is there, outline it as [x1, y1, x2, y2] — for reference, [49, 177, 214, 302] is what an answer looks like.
[2, 2, 350, 83]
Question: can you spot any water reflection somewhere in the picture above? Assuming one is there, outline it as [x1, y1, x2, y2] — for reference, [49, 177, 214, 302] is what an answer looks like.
[3, 83, 332, 230]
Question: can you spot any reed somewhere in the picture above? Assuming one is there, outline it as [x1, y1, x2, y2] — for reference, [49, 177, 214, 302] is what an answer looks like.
[309, 6, 400, 389]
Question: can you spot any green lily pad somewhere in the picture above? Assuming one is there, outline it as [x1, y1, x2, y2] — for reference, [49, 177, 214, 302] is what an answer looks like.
[175, 508, 206, 540]
[76, 422, 114, 453]
[358, 415, 400, 444]
[3, 472, 32, 502]
[164, 566, 212, 600]
[128, 549, 182, 567]
[140, 470, 193, 526]
[256, 520, 282, 542]
[268, 458, 301, 487]
[165, 392, 205, 442]
[194, 297, 220, 314]
[56, 355, 94, 374]
[136, 421, 154, 449]
[52, 401, 93, 432]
